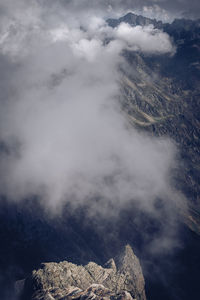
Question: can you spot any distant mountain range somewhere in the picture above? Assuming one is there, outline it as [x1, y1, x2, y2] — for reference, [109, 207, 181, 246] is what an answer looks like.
[107, 12, 164, 28]
[107, 12, 200, 38]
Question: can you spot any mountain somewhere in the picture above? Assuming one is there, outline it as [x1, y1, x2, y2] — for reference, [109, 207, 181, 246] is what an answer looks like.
[107, 12, 163, 29]
[19, 245, 146, 300]
[107, 12, 200, 38]
[0, 12, 200, 300]
[108, 12, 200, 234]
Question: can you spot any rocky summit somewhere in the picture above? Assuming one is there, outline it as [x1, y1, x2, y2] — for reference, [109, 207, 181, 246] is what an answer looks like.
[19, 245, 146, 300]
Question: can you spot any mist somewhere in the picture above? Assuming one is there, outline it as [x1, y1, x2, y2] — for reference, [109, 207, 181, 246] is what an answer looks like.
[0, 2, 186, 265]
[0, 3, 194, 300]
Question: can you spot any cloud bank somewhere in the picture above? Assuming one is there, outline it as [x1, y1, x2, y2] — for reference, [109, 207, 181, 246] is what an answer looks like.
[0, 1, 180, 220]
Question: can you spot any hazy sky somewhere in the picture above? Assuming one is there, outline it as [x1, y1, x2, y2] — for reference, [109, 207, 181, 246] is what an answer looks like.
[50, 0, 200, 20]
[53, 0, 200, 20]
[104, 0, 200, 20]
[0, 0, 199, 24]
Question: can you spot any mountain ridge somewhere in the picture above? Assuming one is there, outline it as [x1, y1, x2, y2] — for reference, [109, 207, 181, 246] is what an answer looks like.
[107, 11, 200, 31]
[107, 11, 200, 235]
[19, 245, 146, 300]
[0, 11, 200, 300]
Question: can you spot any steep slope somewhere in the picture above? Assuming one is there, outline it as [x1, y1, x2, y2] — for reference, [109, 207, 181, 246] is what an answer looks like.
[0, 12, 200, 300]
[107, 13, 163, 29]
[108, 12, 200, 234]
[19, 245, 146, 300]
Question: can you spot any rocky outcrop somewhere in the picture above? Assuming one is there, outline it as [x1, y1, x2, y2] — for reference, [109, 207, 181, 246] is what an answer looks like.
[107, 12, 163, 29]
[21, 245, 146, 300]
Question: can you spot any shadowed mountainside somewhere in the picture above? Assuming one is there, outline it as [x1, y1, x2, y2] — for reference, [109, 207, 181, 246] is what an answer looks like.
[19, 245, 146, 300]
[108, 12, 200, 233]
[0, 12, 200, 300]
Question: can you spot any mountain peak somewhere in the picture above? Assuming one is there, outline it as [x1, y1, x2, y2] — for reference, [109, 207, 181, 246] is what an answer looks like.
[107, 12, 163, 29]
[19, 245, 146, 300]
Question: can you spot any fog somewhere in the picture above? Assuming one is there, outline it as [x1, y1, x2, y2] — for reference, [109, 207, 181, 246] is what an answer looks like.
[0, 0, 183, 229]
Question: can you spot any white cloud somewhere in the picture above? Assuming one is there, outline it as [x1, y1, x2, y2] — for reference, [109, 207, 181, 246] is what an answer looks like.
[0, 1, 179, 220]
[115, 22, 175, 54]
[142, 4, 172, 22]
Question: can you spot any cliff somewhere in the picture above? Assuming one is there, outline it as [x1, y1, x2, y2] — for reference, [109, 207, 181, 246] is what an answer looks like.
[20, 245, 146, 300]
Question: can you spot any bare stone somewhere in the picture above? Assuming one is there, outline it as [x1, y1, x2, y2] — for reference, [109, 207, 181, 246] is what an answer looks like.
[21, 245, 146, 300]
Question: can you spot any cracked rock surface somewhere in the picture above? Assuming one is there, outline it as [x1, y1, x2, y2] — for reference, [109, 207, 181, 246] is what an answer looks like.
[21, 245, 146, 300]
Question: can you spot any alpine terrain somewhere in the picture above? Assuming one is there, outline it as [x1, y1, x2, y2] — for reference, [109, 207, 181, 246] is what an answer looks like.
[0, 9, 200, 300]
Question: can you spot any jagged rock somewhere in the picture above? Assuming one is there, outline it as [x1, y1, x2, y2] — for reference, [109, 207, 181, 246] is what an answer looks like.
[21, 245, 146, 300]
[114, 245, 146, 300]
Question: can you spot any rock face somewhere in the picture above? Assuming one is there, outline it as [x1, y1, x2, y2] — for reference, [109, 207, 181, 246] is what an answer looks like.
[107, 12, 163, 29]
[107, 12, 200, 235]
[21, 245, 146, 300]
